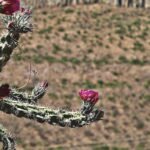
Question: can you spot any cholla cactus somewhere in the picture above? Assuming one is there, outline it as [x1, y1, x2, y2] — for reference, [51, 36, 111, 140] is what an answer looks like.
[0, 1, 104, 150]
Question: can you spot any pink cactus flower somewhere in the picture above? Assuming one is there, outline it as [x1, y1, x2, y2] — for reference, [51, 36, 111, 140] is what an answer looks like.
[79, 89, 99, 104]
[0, 0, 20, 15]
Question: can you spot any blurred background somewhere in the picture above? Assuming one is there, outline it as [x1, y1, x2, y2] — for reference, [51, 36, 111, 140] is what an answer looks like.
[0, 1, 150, 150]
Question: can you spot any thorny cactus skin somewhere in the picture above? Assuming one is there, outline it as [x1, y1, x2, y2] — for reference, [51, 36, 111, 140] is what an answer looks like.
[0, 4, 104, 150]
[9, 81, 49, 104]
[0, 125, 15, 150]
[0, 98, 104, 128]
[0, 7, 32, 72]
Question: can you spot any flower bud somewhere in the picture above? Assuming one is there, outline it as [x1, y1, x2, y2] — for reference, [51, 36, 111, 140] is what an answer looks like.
[7, 21, 15, 30]
[32, 81, 48, 101]
[20, 7, 32, 15]
[0, 84, 10, 99]
[39, 81, 49, 89]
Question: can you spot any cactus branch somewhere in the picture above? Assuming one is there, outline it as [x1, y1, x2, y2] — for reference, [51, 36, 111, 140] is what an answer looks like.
[0, 31, 20, 72]
[2, 85, 104, 128]
[8, 80, 49, 104]
[0, 125, 16, 150]
[0, 9, 32, 72]
[0, 98, 104, 128]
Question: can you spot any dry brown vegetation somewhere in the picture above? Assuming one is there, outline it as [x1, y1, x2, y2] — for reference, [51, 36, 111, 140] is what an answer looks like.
[0, 4, 150, 150]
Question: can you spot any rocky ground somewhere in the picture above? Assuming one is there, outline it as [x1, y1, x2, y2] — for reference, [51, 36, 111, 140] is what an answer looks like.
[0, 4, 150, 150]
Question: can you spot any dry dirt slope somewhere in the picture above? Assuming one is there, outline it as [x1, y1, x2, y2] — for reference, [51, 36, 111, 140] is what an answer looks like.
[0, 4, 150, 150]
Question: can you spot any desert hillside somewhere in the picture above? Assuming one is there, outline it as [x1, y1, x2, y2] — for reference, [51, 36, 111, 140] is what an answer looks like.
[0, 4, 150, 150]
